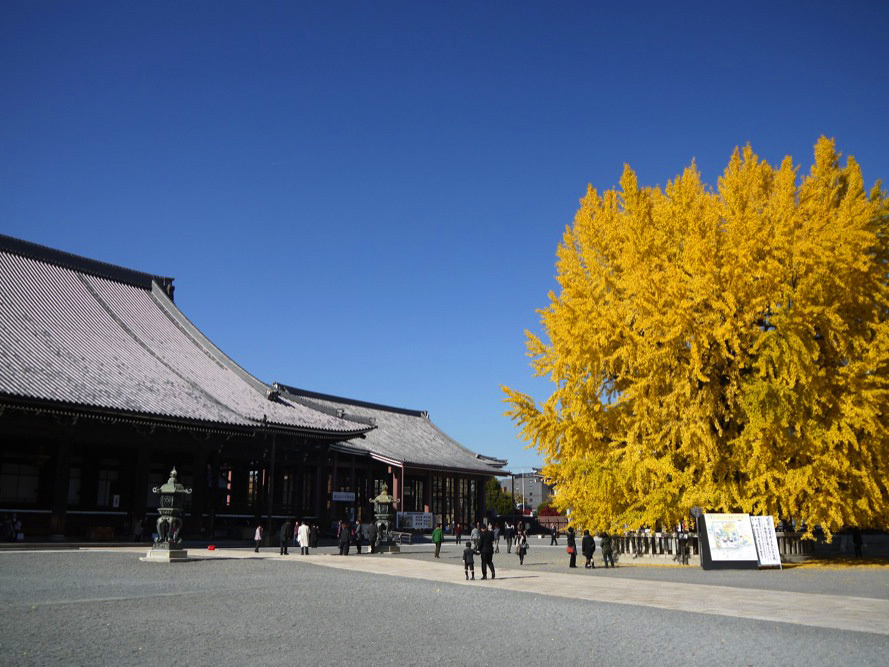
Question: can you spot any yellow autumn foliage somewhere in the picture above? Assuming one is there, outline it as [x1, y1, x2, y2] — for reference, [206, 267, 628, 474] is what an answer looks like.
[503, 138, 889, 540]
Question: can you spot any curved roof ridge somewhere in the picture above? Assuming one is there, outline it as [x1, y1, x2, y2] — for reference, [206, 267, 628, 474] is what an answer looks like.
[0, 233, 173, 291]
[420, 412, 509, 468]
[149, 285, 374, 435]
[277, 384, 427, 417]
[150, 282, 270, 397]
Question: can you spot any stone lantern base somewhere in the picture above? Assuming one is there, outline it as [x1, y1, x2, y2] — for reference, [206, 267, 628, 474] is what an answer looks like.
[140, 548, 189, 563]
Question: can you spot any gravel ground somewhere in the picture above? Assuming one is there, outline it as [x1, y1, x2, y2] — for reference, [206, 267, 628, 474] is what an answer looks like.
[395, 541, 889, 599]
[0, 549, 887, 666]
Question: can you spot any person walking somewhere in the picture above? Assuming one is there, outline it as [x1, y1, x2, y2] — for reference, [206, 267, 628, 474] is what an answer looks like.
[298, 520, 311, 555]
[517, 532, 528, 565]
[504, 521, 514, 553]
[455, 523, 462, 545]
[678, 528, 689, 565]
[493, 524, 501, 553]
[367, 522, 378, 553]
[566, 526, 577, 568]
[470, 522, 481, 551]
[600, 531, 615, 568]
[338, 520, 351, 556]
[852, 528, 863, 558]
[478, 523, 496, 580]
[354, 521, 364, 554]
[132, 516, 144, 543]
[432, 523, 444, 558]
[462, 541, 476, 580]
[279, 520, 293, 556]
[254, 524, 263, 553]
[581, 529, 595, 568]
[550, 523, 559, 546]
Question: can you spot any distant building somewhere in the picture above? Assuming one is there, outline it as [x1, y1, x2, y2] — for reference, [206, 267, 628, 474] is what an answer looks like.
[0, 234, 506, 539]
[501, 469, 553, 512]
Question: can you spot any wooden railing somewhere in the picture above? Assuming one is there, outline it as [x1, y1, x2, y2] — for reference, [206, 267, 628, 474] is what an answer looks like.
[612, 530, 815, 561]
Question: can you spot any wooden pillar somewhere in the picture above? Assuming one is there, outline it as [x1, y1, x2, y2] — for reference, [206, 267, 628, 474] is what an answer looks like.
[297, 461, 305, 516]
[191, 446, 208, 537]
[265, 433, 276, 539]
[131, 446, 150, 522]
[208, 450, 220, 540]
[478, 476, 487, 522]
[314, 453, 324, 526]
[350, 454, 357, 522]
[331, 451, 339, 521]
[48, 435, 72, 540]
[391, 466, 399, 510]
[424, 470, 432, 512]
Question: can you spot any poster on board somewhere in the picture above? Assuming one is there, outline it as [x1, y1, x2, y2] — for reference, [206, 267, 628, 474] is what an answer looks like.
[750, 515, 782, 568]
[704, 513, 758, 562]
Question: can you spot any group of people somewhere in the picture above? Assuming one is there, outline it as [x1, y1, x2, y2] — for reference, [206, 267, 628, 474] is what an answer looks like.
[460, 521, 497, 580]
[336, 519, 379, 555]
[453, 520, 534, 580]
[253, 520, 321, 555]
[565, 527, 615, 569]
[453, 520, 616, 573]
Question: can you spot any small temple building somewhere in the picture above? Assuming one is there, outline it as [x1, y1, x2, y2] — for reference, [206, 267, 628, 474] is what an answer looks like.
[0, 234, 506, 540]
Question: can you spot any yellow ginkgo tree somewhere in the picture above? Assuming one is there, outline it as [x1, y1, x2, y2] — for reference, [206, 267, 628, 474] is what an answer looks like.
[503, 138, 889, 539]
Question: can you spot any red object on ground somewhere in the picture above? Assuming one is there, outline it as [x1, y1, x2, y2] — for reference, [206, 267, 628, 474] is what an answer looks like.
[207, 545, 216, 551]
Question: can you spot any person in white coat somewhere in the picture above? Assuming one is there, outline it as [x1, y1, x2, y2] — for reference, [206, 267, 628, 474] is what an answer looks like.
[298, 521, 311, 555]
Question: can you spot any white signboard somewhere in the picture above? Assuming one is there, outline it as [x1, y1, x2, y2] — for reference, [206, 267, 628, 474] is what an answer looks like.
[704, 513, 758, 561]
[750, 515, 782, 568]
[332, 491, 355, 502]
[396, 512, 433, 530]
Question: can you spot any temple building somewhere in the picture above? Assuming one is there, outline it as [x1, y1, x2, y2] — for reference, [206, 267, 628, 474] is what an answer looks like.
[0, 234, 506, 540]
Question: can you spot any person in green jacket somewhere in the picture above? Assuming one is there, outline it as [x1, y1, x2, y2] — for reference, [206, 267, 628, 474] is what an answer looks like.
[600, 531, 615, 568]
[432, 523, 444, 558]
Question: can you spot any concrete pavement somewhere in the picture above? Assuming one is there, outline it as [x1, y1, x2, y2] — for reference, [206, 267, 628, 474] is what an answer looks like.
[107, 545, 889, 636]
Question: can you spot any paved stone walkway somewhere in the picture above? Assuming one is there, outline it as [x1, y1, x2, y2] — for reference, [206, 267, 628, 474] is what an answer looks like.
[98, 546, 889, 636]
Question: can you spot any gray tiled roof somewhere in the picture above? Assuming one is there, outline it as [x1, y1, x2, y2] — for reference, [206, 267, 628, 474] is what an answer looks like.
[0, 238, 371, 436]
[279, 385, 508, 475]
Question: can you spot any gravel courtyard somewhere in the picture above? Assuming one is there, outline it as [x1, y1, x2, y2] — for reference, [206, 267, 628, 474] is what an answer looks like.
[1, 546, 888, 666]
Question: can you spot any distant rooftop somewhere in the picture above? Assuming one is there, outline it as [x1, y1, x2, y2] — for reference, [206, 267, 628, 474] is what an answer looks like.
[279, 384, 508, 475]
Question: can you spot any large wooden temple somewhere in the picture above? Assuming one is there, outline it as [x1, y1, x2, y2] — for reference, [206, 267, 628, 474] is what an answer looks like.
[0, 234, 506, 540]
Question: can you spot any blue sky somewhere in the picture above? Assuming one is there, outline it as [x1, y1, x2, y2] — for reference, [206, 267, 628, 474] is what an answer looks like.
[2, 2, 888, 471]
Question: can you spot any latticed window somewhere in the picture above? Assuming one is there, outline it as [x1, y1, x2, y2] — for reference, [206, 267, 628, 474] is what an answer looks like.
[246, 467, 262, 508]
[96, 466, 118, 507]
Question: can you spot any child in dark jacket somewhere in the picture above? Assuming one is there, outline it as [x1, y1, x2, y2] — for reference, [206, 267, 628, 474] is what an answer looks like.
[463, 544, 475, 580]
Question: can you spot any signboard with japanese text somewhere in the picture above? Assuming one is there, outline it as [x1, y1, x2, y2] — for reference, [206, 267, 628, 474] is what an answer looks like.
[750, 515, 782, 568]
[396, 512, 433, 530]
[332, 491, 355, 502]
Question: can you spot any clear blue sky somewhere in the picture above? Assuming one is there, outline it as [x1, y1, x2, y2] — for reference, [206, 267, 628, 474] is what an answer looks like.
[2, 2, 888, 471]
